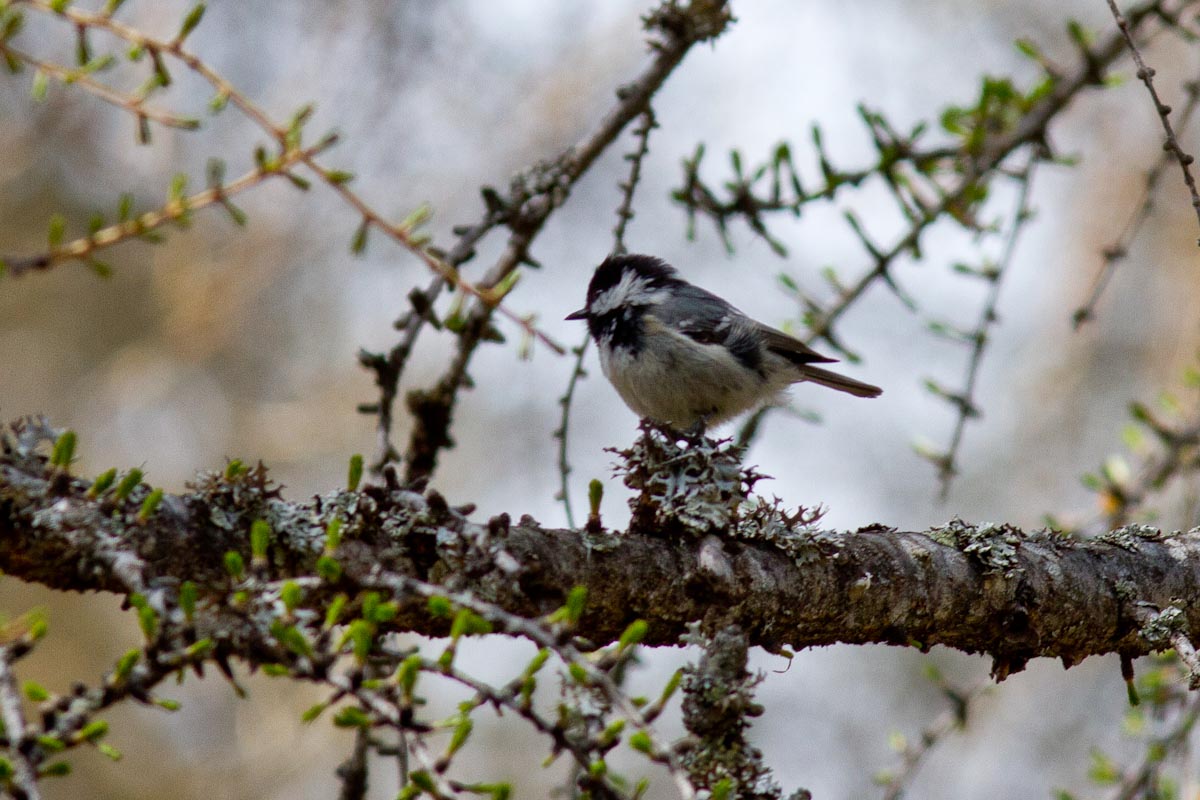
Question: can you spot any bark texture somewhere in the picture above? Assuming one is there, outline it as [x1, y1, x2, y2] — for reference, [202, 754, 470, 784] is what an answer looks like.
[2, 420, 1197, 679]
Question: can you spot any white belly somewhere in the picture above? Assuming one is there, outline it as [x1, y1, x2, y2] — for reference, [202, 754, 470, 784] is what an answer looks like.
[598, 325, 791, 427]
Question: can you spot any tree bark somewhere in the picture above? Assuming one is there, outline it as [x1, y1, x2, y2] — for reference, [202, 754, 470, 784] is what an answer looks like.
[3, 422, 1196, 680]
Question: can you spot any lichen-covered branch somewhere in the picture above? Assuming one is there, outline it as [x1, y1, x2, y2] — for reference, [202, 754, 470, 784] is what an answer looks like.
[0, 646, 43, 800]
[677, 625, 784, 800]
[3, 419, 1199, 682]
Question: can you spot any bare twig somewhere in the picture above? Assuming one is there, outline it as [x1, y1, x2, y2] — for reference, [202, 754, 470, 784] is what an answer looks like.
[1074, 77, 1200, 327]
[554, 108, 658, 526]
[1105, 0, 1200, 235]
[613, 108, 658, 256]
[554, 333, 591, 530]
[933, 158, 1039, 498]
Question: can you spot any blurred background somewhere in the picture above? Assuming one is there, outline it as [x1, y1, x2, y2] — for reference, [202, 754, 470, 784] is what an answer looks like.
[2, 1, 1200, 797]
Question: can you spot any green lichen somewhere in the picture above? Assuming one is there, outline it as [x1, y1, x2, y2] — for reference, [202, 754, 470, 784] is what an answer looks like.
[1095, 524, 1165, 550]
[732, 496, 835, 564]
[611, 424, 831, 566]
[930, 517, 1024, 577]
[1139, 605, 1186, 648]
[613, 424, 756, 537]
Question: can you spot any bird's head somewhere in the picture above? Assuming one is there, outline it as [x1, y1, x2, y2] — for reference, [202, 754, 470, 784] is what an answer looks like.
[565, 253, 681, 325]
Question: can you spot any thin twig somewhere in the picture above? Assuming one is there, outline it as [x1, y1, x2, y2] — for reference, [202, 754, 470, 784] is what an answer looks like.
[554, 108, 658, 527]
[0, 647, 42, 800]
[1105, 0, 1200, 235]
[935, 158, 1039, 498]
[1074, 77, 1200, 327]
[0, 41, 199, 130]
[878, 679, 989, 800]
[612, 109, 657, 256]
[554, 333, 591, 530]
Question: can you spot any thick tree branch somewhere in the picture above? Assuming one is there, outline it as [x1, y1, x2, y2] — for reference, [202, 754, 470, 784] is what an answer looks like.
[3, 422, 1199, 681]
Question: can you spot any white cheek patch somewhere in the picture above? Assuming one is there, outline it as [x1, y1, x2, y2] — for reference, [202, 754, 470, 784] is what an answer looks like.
[590, 272, 665, 315]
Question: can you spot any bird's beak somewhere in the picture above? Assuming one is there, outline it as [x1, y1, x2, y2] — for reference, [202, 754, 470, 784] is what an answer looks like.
[565, 308, 588, 321]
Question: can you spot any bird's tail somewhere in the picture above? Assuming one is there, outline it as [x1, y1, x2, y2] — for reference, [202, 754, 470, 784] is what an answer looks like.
[798, 365, 882, 398]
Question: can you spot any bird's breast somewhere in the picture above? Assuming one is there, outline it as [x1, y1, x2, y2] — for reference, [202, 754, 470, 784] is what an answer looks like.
[598, 316, 783, 427]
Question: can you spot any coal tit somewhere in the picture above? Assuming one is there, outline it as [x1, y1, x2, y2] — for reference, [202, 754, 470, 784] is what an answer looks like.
[566, 254, 881, 429]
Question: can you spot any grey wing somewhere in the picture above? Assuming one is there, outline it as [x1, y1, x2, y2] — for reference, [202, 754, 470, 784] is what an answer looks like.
[649, 283, 835, 371]
[649, 283, 744, 346]
[753, 323, 838, 365]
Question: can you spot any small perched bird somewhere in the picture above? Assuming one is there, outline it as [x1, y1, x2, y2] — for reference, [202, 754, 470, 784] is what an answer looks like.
[566, 254, 881, 430]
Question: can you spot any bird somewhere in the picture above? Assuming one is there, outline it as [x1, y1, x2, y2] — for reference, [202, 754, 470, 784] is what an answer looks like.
[565, 253, 881, 430]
